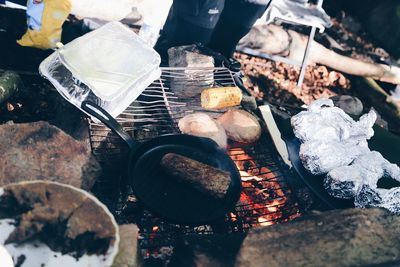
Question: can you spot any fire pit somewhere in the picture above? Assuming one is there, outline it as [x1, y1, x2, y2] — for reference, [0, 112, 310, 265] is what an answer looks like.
[87, 67, 302, 263]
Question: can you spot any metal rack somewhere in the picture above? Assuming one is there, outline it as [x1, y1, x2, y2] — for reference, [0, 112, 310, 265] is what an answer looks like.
[88, 67, 301, 262]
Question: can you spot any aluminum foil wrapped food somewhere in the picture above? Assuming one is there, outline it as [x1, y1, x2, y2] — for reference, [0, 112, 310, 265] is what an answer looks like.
[354, 185, 400, 214]
[325, 151, 400, 200]
[299, 140, 367, 175]
[292, 98, 400, 214]
[292, 99, 376, 144]
[292, 98, 375, 175]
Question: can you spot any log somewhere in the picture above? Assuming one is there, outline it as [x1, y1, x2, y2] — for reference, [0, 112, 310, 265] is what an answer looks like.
[239, 24, 400, 85]
[160, 153, 231, 199]
[354, 78, 400, 131]
[236, 208, 400, 267]
[0, 71, 23, 104]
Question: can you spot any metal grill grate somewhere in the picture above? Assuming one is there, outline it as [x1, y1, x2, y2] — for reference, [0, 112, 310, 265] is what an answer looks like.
[88, 67, 301, 261]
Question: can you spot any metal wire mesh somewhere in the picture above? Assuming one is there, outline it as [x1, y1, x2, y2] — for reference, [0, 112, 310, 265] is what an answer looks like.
[88, 67, 301, 261]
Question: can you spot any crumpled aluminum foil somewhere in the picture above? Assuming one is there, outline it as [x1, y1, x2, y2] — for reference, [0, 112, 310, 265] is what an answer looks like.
[300, 140, 367, 175]
[355, 185, 400, 214]
[325, 151, 400, 200]
[292, 98, 376, 143]
[292, 98, 400, 214]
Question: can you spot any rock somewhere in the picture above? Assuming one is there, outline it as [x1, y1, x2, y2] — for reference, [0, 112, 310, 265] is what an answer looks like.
[0, 71, 23, 104]
[0, 121, 101, 190]
[168, 45, 214, 69]
[330, 95, 364, 116]
[169, 234, 245, 267]
[168, 45, 214, 98]
[236, 208, 400, 267]
[112, 224, 142, 267]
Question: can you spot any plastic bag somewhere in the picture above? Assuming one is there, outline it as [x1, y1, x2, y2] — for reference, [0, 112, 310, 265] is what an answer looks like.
[17, 0, 71, 49]
[39, 22, 161, 119]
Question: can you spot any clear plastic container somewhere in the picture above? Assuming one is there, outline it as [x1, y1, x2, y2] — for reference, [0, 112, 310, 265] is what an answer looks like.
[39, 21, 161, 118]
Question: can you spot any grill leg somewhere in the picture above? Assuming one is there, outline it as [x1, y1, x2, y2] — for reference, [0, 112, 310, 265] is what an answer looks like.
[297, 0, 324, 88]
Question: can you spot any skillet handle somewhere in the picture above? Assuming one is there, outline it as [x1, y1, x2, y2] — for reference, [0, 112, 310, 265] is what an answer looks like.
[81, 101, 135, 150]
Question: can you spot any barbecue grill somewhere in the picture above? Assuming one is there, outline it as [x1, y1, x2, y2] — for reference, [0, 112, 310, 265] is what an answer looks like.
[88, 67, 302, 263]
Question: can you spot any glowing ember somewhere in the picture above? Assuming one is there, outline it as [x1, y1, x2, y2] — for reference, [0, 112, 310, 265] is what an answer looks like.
[229, 147, 299, 227]
[240, 170, 263, 182]
[258, 217, 274, 226]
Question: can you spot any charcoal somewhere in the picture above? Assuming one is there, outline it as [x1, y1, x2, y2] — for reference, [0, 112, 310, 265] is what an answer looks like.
[0, 121, 101, 190]
[236, 208, 400, 267]
[168, 45, 214, 98]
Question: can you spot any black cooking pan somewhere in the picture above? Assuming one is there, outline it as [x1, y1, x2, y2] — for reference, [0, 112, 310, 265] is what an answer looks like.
[81, 101, 242, 225]
[274, 114, 400, 210]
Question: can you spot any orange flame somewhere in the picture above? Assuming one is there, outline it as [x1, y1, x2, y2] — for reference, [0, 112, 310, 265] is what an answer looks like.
[229, 148, 299, 227]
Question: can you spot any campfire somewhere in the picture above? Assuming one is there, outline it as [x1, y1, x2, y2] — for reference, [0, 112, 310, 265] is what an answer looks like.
[229, 147, 300, 227]
[88, 67, 301, 263]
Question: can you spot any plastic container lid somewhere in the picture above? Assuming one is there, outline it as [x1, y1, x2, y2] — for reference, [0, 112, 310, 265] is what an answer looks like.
[58, 21, 160, 101]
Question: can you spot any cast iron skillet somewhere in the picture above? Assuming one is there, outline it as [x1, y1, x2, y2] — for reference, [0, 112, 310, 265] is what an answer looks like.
[82, 101, 242, 225]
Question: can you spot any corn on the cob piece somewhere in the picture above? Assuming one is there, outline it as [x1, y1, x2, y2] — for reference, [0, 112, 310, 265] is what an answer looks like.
[201, 87, 243, 109]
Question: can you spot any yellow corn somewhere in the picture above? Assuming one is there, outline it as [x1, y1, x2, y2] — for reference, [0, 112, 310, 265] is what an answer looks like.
[201, 87, 243, 109]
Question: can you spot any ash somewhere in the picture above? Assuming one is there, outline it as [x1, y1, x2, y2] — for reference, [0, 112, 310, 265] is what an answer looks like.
[292, 98, 400, 214]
